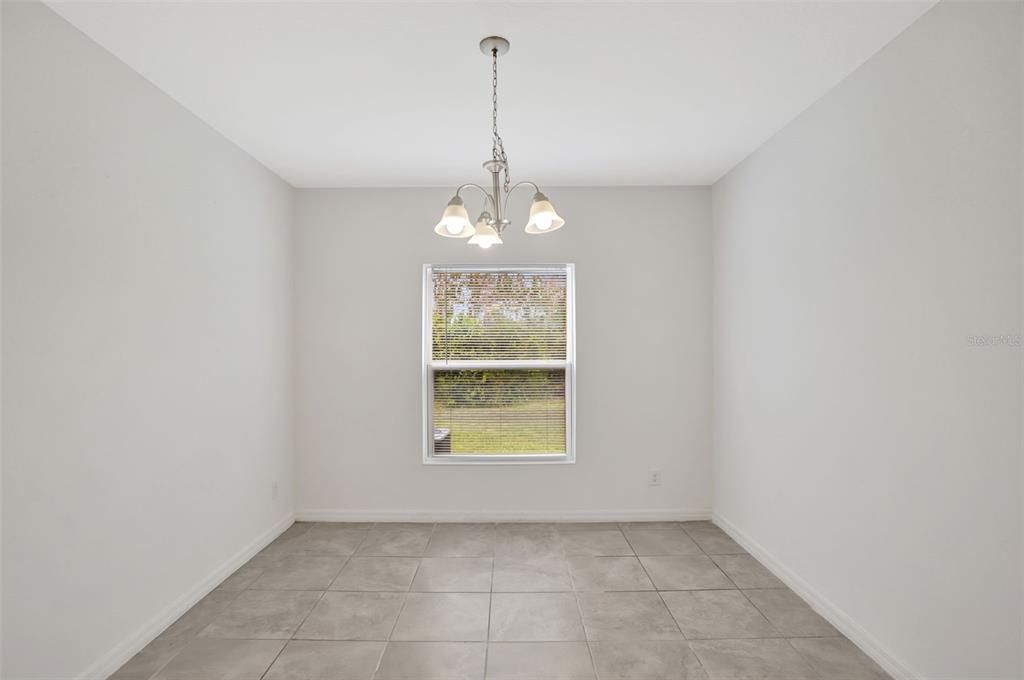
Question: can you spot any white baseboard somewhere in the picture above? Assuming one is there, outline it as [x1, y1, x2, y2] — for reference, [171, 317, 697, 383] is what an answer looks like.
[78, 513, 295, 680]
[296, 508, 711, 523]
[712, 513, 920, 680]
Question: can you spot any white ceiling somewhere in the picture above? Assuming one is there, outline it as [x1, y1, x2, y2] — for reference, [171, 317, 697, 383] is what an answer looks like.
[48, 1, 934, 188]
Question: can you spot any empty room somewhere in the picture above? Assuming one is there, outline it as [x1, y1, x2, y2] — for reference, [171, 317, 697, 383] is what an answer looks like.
[2, 1, 1022, 679]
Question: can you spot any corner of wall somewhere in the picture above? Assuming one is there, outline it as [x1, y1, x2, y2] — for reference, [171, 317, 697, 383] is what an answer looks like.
[712, 514, 921, 680]
[80, 514, 295, 680]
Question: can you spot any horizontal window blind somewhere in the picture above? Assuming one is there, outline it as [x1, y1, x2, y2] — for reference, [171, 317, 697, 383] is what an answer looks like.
[431, 269, 567, 362]
[425, 265, 574, 460]
[433, 369, 566, 454]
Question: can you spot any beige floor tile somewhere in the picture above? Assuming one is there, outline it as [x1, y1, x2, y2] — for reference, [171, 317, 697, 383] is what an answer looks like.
[427, 524, 496, 557]
[789, 637, 891, 679]
[558, 527, 634, 556]
[375, 642, 487, 679]
[151, 639, 285, 680]
[621, 527, 703, 556]
[558, 523, 622, 531]
[295, 592, 405, 641]
[489, 593, 585, 641]
[745, 588, 838, 637]
[680, 523, 746, 555]
[263, 640, 384, 680]
[485, 642, 594, 679]
[157, 591, 240, 640]
[500, 523, 564, 531]
[710, 555, 784, 589]
[661, 590, 777, 640]
[494, 524, 564, 558]
[492, 557, 573, 592]
[619, 523, 686, 531]
[577, 592, 682, 641]
[391, 593, 490, 641]
[358, 524, 434, 556]
[281, 525, 370, 555]
[261, 523, 317, 555]
[108, 638, 189, 680]
[216, 562, 265, 592]
[567, 556, 654, 591]
[198, 590, 322, 639]
[141, 522, 878, 680]
[689, 639, 817, 679]
[411, 557, 493, 592]
[330, 557, 420, 592]
[589, 641, 708, 680]
[639, 556, 734, 591]
[249, 555, 346, 590]
[318, 522, 376, 530]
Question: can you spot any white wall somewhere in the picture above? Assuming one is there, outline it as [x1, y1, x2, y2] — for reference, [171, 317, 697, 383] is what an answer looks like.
[1, 3, 5, 676]
[1019, 4, 1024, 672]
[294, 187, 711, 520]
[712, 3, 1022, 679]
[2, 3, 294, 678]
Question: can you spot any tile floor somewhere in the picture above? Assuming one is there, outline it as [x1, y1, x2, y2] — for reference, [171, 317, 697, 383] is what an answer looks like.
[109, 521, 891, 680]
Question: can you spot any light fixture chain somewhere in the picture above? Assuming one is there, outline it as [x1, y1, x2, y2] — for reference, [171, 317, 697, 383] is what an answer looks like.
[491, 48, 510, 195]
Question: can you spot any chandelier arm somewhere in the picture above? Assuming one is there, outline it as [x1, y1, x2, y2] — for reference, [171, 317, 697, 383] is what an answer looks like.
[455, 183, 498, 215]
[501, 180, 540, 218]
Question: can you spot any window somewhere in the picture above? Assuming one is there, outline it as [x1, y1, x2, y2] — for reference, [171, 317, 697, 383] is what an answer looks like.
[422, 264, 575, 463]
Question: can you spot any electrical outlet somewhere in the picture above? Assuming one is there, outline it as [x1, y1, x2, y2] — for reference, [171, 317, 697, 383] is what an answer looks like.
[649, 470, 661, 486]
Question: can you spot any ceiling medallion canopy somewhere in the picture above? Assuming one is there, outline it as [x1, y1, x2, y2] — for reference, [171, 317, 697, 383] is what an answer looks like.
[434, 36, 564, 249]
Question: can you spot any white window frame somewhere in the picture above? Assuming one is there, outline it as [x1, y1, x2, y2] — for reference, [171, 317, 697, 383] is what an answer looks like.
[422, 263, 576, 465]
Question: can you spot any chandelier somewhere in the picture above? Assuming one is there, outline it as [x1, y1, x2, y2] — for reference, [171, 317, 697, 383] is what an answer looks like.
[434, 36, 565, 249]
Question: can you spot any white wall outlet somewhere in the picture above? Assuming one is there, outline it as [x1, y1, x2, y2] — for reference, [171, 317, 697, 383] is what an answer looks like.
[649, 469, 662, 486]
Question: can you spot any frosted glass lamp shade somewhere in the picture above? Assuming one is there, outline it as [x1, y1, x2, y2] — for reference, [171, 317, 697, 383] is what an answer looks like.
[468, 219, 502, 248]
[434, 196, 475, 238]
[525, 192, 565, 234]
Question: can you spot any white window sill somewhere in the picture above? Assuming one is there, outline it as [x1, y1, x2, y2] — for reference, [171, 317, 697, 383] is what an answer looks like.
[423, 454, 575, 466]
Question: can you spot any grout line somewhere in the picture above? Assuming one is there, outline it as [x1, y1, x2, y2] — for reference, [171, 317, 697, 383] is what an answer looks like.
[371, 527, 435, 676]
[563, 539, 600, 680]
[676, 522, 833, 677]
[257, 590, 325, 680]
[135, 639, 188, 680]
[147, 634, 824, 643]
[630, 525, 712, 678]
[726, 572, 781, 638]
[484, 539, 496, 677]
[322, 553, 355, 593]
[257, 527, 373, 679]
[137, 528, 301, 680]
